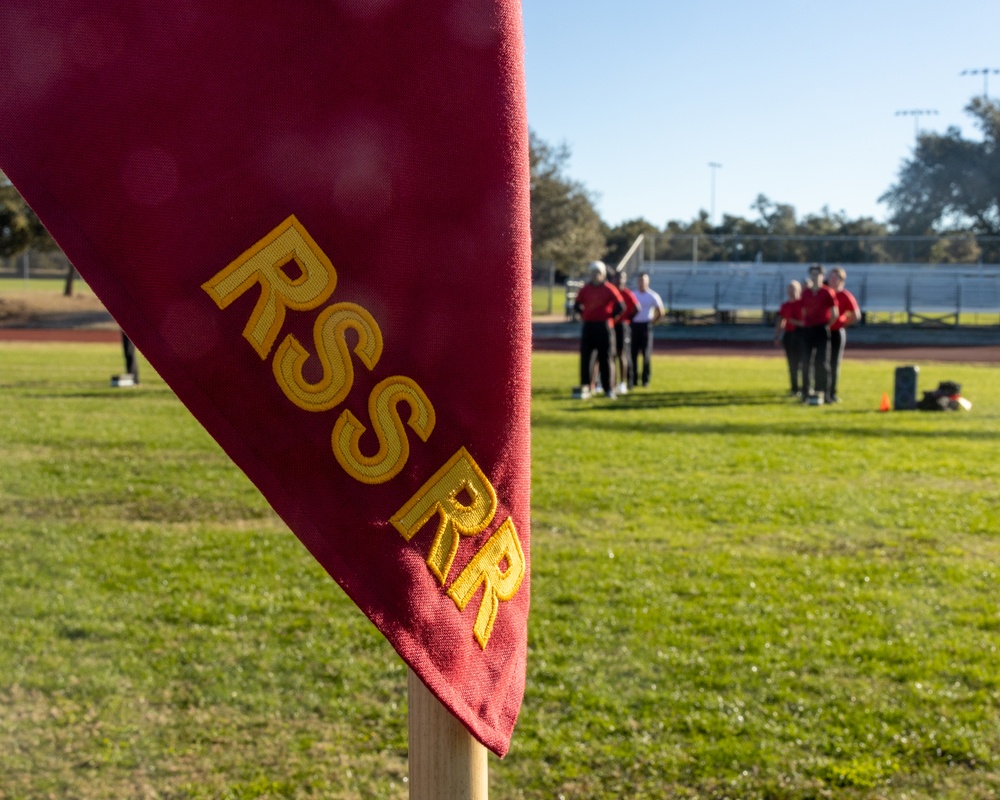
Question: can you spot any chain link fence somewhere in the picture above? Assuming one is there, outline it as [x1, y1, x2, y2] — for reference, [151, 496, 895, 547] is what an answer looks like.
[643, 233, 1000, 266]
[0, 249, 74, 280]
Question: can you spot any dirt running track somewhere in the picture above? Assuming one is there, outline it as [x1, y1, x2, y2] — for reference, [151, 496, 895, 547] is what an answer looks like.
[1, 293, 997, 362]
[0, 329, 122, 344]
[1, 327, 999, 364]
[2, 293, 998, 362]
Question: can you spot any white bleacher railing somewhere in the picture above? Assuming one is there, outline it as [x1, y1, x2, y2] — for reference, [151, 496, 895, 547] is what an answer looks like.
[645, 262, 1000, 325]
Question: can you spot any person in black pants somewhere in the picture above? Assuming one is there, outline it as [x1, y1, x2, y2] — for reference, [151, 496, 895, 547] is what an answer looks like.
[121, 331, 139, 384]
[826, 267, 860, 403]
[798, 264, 838, 404]
[773, 280, 802, 396]
[629, 271, 664, 388]
[612, 270, 639, 394]
[574, 261, 624, 399]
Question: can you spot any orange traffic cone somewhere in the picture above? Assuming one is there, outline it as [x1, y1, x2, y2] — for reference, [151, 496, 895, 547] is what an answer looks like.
[879, 392, 891, 412]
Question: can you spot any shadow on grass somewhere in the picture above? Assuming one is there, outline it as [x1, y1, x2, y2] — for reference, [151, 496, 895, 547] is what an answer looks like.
[533, 387, 787, 408]
[25, 387, 176, 400]
[620, 389, 787, 409]
[533, 394, 993, 440]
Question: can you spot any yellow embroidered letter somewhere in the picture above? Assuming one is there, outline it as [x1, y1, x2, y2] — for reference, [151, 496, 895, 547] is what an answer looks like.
[447, 518, 525, 649]
[389, 447, 498, 584]
[332, 376, 435, 484]
[273, 303, 383, 412]
[202, 215, 337, 358]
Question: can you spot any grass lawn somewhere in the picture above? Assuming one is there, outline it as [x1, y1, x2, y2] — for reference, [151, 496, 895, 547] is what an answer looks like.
[1, 343, 998, 799]
[0, 277, 94, 295]
[532, 284, 568, 316]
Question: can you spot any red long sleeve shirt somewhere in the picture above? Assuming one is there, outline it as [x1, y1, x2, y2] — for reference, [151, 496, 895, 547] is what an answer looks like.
[576, 281, 624, 322]
[800, 285, 837, 327]
[779, 298, 802, 329]
[617, 287, 639, 324]
[831, 289, 859, 331]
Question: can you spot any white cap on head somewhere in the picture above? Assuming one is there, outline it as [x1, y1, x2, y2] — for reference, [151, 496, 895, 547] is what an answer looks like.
[588, 260, 607, 277]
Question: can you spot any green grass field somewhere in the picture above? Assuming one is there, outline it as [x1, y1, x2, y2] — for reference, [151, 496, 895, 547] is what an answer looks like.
[0, 277, 94, 295]
[1, 343, 998, 799]
[532, 284, 568, 316]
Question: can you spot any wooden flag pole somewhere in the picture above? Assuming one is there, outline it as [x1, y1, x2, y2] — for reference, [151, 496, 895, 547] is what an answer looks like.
[408, 667, 488, 800]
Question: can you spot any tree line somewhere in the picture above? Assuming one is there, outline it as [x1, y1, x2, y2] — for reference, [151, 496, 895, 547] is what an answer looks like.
[0, 177, 54, 259]
[4, 98, 1000, 277]
[534, 98, 1000, 277]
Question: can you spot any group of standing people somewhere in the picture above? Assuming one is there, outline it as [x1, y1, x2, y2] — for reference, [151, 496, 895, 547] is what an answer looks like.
[774, 263, 860, 404]
[573, 259, 860, 405]
[574, 260, 664, 400]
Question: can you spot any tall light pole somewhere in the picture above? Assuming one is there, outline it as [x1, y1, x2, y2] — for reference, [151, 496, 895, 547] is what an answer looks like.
[895, 109, 938, 142]
[708, 162, 722, 226]
[960, 68, 1000, 98]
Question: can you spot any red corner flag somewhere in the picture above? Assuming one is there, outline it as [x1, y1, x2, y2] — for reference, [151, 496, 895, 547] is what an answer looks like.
[0, 1, 531, 756]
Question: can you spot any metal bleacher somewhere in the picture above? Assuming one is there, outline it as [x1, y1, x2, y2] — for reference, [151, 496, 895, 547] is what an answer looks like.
[961, 275, 1000, 313]
[857, 268, 909, 315]
[645, 262, 1000, 326]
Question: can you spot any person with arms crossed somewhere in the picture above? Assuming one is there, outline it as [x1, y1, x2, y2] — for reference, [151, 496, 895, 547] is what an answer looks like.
[773, 279, 802, 397]
[629, 271, 665, 388]
[798, 263, 838, 405]
[574, 260, 624, 400]
[826, 266, 860, 403]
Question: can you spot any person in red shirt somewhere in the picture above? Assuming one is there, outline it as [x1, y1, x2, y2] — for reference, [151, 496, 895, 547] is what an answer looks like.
[827, 266, 860, 403]
[613, 270, 640, 393]
[574, 260, 624, 399]
[798, 263, 838, 404]
[773, 279, 802, 396]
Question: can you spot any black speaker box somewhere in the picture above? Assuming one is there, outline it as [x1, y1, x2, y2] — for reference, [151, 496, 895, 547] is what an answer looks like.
[894, 365, 920, 411]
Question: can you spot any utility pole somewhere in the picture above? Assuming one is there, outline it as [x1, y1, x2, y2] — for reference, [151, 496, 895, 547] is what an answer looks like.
[708, 162, 722, 226]
[960, 68, 1000, 98]
[894, 109, 938, 142]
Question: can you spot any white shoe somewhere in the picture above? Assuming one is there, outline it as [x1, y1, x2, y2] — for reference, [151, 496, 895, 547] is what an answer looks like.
[617, 382, 628, 395]
[607, 391, 618, 400]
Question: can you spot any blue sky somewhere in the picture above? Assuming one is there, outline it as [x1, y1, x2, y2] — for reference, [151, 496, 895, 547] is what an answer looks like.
[522, 1, 1000, 228]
